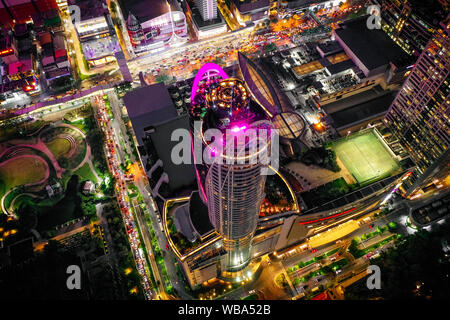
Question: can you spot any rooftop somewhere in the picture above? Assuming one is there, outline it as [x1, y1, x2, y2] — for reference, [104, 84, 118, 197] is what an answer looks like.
[316, 41, 343, 57]
[189, 191, 214, 236]
[147, 115, 196, 190]
[232, 0, 270, 13]
[329, 91, 397, 130]
[334, 15, 411, 70]
[124, 83, 178, 145]
[191, 6, 225, 30]
[68, 0, 108, 21]
[119, 0, 179, 23]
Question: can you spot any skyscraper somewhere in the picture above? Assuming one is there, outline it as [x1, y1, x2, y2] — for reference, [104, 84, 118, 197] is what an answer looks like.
[190, 73, 273, 273]
[384, 15, 449, 196]
[195, 0, 217, 21]
[371, 0, 448, 57]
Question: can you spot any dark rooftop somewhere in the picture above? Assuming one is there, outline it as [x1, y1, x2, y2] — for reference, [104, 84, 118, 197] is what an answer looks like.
[329, 91, 397, 129]
[189, 191, 214, 236]
[68, 0, 108, 21]
[408, 0, 448, 28]
[124, 83, 178, 146]
[326, 59, 356, 75]
[119, 0, 178, 23]
[191, 6, 224, 30]
[232, 0, 270, 13]
[335, 16, 411, 70]
[174, 204, 196, 242]
[147, 115, 196, 190]
[316, 41, 343, 57]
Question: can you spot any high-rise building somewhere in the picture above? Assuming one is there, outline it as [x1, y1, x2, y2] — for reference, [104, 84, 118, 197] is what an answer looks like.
[120, 0, 188, 53]
[195, 0, 217, 21]
[190, 74, 273, 273]
[384, 16, 449, 196]
[371, 0, 448, 57]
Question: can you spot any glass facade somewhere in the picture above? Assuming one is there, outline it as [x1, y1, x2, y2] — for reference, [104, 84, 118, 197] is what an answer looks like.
[385, 18, 449, 194]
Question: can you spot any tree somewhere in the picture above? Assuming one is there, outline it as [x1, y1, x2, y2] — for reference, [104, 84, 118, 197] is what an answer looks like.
[346, 221, 450, 299]
[17, 204, 38, 231]
[59, 156, 70, 169]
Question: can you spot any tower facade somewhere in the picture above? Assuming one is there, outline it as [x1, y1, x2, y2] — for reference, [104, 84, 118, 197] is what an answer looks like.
[190, 73, 272, 272]
[384, 16, 449, 195]
[370, 0, 448, 57]
[195, 0, 217, 21]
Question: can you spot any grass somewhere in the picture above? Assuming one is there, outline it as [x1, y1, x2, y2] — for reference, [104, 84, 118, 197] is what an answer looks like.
[74, 162, 98, 183]
[46, 138, 71, 159]
[353, 234, 400, 258]
[0, 157, 48, 195]
[317, 248, 339, 260]
[330, 131, 400, 185]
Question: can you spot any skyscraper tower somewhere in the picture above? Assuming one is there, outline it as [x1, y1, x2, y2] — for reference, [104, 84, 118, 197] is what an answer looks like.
[384, 15, 449, 195]
[195, 0, 217, 21]
[190, 74, 272, 273]
[370, 0, 448, 57]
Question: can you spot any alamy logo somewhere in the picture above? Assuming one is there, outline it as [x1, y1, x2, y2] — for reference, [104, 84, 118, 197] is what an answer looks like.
[171, 121, 279, 175]
[366, 5, 381, 30]
[68, 5, 81, 24]
[66, 265, 81, 290]
[366, 265, 381, 289]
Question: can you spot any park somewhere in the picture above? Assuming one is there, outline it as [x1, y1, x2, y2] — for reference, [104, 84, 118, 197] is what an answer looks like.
[0, 102, 108, 237]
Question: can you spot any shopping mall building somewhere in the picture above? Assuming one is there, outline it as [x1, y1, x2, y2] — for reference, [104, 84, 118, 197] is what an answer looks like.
[120, 0, 188, 54]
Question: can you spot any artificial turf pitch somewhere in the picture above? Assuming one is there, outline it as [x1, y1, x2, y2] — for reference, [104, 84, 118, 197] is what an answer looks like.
[331, 131, 400, 184]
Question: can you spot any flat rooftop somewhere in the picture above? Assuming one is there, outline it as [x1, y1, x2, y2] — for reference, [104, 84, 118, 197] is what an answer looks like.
[191, 6, 225, 30]
[81, 36, 119, 60]
[124, 83, 178, 146]
[119, 0, 178, 22]
[329, 91, 397, 130]
[147, 115, 196, 190]
[68, 0, 108, 21]
[334, 16, 411, 70]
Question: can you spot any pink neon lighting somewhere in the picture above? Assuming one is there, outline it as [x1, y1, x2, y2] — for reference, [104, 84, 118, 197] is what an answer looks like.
[191, 63, 229, 104]
[231, 125, 247, 133]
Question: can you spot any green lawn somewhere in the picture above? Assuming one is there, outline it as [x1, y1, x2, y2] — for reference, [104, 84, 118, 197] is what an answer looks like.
[74, 162, 98, 183]
[46, 138, 71, 159]
[331, 131, 400, 185]
[0, 157, 48, 195]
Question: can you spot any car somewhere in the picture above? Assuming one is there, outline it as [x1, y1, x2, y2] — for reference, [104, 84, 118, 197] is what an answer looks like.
[311, 249, 318, 253]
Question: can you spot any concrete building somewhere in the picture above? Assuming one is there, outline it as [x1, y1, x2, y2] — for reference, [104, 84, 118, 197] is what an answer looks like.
[195, 0, 217, 21]
[370, 0, 448, 57]
[120, 0, 188, 53]
[230, 0, 270, 24]
[183, 0, 227, 40]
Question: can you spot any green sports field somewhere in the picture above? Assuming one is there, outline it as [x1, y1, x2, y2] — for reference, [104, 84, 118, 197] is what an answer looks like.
[330, 131, 400, 185]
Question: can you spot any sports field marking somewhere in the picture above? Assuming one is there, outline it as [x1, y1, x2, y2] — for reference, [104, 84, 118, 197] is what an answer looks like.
[331, 131, 400, 184]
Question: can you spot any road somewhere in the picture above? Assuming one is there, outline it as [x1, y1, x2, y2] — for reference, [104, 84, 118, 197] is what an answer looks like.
[106, 89, 195, 299]
[91, 93, 156, 299]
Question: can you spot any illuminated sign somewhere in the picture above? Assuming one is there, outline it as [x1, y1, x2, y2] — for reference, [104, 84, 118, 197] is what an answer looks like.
[299, 208, 357, 225]
[0, 48, 13, 56]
